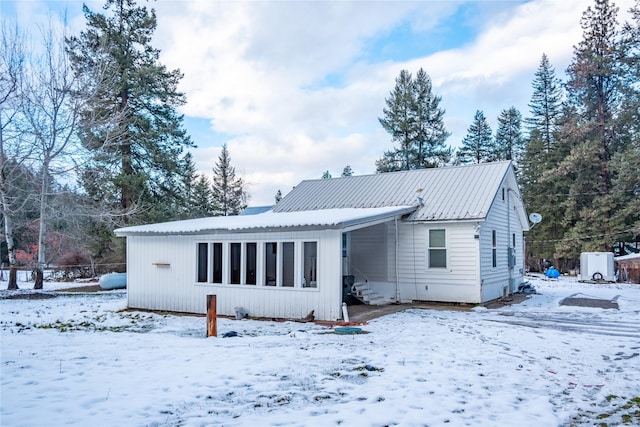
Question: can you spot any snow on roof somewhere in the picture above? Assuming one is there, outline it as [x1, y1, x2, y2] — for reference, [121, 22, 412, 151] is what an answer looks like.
[114, 206, 416, 236]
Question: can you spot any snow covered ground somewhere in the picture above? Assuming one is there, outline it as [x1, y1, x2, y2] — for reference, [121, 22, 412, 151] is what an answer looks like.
[1, 275, 639, 427]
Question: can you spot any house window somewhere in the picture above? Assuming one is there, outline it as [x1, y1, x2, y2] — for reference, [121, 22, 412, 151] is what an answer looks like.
[428, 230, 446, 268]
[342, 233, 349, 258]
[492, 230, 497, 268]
[303, 241, 317, 287]
[230, 243, 241, 284]
[197, 243, 208, 282]
[196, 240, 319, 289]
[212, 243, 223, 283]
[265, 242, 277, 286]
[245, 243, 257, 285]
[282, 242, 295, 287]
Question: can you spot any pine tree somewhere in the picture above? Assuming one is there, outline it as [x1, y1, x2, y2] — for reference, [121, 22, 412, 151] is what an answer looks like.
[66, 0, 193, 224]
[521, 55, 567, 268]
[412, 68, 451, 168]
[321, 170, 332, 179]
[494, 107, 524, 163]
[378, 70, 415, 171]
[211, 144, 247, 216]
[525, 54, 564, 153]
[274, 189, 282, 204]
[341, 166, 353, 177]
[551, 0, 624, 257]
[377, 68, 450, 171]
[190, 174, 214, 218]
[375, 150, 403, 172]
[457, 110, 493, 164]
[609, 0, 640, 253]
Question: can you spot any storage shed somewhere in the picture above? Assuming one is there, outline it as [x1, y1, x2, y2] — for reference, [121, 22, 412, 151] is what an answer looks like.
[115, 161, 529, 321]
[615, 253, 640, 283]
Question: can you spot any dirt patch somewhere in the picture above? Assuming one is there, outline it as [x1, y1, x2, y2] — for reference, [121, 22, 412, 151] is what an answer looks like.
[560, 297, 619, 309]
[1, 292, 57, 300]
[483, 293, 531, 309]
[55, 285, 103, 293]
[343, 296, 532, 324]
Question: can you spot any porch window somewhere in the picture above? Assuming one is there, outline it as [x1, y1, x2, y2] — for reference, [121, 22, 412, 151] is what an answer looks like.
[492, 230, 497, 268]
[282, 242, 295, 287]
[212, 243, 223, 283]
[265, 242, 277, 286]
[303, 241, 317, 287]
[194, 240, 319, 289]
[197, 243, 208, 282]
[230, 243, 241, 284]
[246, 243, 257, 285]
[428, 229, 446, 268]
[342, 233, 349, 258]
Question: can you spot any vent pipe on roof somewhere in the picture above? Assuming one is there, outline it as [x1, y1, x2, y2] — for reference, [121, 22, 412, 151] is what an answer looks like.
[416, 188, 424, 207]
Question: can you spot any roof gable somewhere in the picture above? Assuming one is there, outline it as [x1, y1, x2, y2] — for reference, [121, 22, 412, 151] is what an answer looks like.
[275, 161, 518, 221]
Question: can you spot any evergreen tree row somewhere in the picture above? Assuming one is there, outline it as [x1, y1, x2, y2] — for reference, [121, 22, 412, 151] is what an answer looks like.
[522, 0, 639, 269]
[377, 0, 640, 269]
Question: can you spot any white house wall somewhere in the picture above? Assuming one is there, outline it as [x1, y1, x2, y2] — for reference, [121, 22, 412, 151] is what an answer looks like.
[396, 221, 481, 303]
[479, 185, 526, 301]
[125, 229, 343, 321]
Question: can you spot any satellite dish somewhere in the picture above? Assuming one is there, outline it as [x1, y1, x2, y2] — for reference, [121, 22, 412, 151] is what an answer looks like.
[529, 213, 542, 224]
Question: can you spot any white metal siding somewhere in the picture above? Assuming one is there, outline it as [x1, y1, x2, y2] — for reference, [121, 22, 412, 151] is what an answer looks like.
[125, 230, 343, 321]
[396, 221, 480, 303]
[479, 184, 526, 301]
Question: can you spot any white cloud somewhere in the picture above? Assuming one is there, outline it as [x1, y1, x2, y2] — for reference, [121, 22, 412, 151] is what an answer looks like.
[10, 0, 636, 206]
[176, 0, 605, 205]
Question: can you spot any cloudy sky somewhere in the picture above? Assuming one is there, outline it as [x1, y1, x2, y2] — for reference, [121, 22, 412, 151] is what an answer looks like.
[4, 0, 637, 205]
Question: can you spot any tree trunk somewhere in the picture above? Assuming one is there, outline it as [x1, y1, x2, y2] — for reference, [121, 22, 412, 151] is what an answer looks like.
[2, 194, 18, 290]
[33, 267, 44, 289]
[34, 157, 49, 290]
[8, 266, 18, 290]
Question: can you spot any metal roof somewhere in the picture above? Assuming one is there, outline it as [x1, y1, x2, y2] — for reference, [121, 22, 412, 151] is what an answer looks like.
[114, 206, 416, 236]
[274, 161, 518, 222]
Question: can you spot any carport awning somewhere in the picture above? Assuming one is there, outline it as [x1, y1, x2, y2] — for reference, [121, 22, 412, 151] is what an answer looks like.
[114, 206, 417, 236]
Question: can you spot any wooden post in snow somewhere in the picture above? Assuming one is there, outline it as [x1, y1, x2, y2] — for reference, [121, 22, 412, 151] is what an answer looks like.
[206, 294, 217, 337]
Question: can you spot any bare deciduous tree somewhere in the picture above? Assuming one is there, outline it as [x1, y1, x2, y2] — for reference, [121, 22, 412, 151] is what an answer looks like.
[23, 18, 83, 289]
[0, 22, 31, 290]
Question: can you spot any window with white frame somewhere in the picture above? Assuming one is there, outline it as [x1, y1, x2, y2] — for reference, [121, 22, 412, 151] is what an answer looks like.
[265, 242, 277, 286]
[197, 243, 208, 282]
[246, 243, 257, 285]
[212, 243, 223, 284]
[196, 240, 319, 289]
[428, 229, 446, 268]
[303, 241, 317, 287]
[492, 230, 497, 268]
[230, 243, 241, 284]
[282, 242, 295, 287]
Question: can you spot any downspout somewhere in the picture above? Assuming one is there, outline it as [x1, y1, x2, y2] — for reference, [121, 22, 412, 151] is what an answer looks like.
[507, 188, 513, 294]
[395, 216, 400, 302]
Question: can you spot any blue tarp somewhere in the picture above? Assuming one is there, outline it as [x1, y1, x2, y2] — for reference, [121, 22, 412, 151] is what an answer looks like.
[545, 267, 560, 279]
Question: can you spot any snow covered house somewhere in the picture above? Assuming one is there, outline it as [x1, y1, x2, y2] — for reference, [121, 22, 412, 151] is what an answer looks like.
[115, 161, 529, 321]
